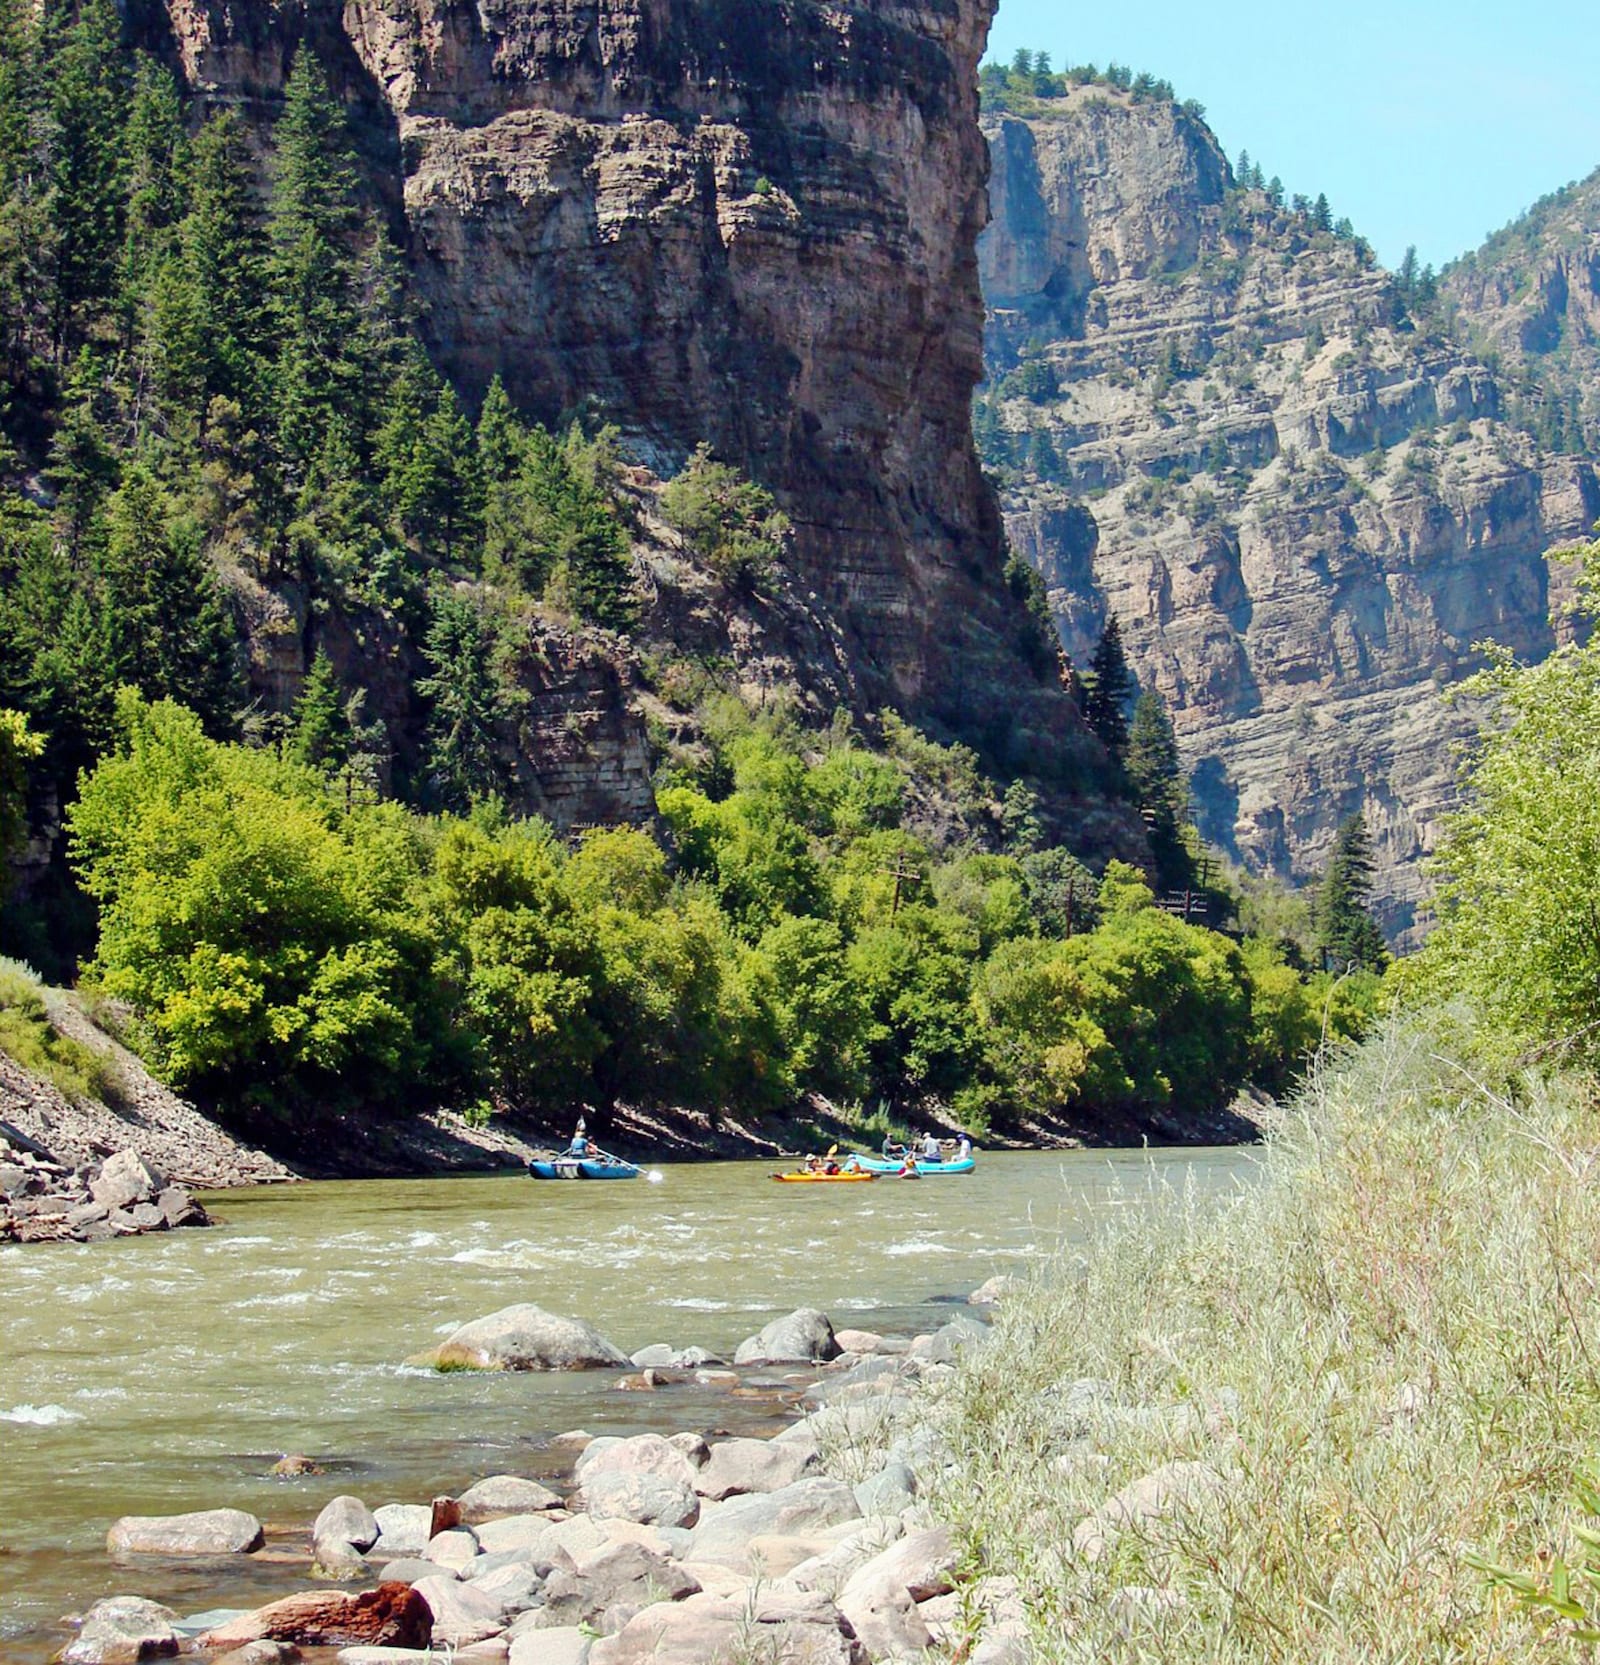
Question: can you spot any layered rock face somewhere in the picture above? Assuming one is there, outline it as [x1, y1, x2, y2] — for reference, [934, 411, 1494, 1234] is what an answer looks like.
[152, 0, 1098, 802]
[978, 89, 1599, 938]
[1443, 168, 1600, 454]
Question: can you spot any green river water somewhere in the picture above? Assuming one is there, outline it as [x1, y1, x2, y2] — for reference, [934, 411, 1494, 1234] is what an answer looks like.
[0, 1147, 1253, 1658]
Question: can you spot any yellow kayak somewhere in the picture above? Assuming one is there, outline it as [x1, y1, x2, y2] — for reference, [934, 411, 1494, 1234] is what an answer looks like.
[771, 1170, 876, 1183]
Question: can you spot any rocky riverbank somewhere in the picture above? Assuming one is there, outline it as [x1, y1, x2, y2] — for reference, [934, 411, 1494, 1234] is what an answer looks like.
[54, 1286, 1032, 1665]
[0, 1136, 211, 1245]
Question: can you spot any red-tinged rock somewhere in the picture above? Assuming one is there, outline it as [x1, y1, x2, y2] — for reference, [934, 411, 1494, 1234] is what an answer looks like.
[198, 1584, 431, 1650]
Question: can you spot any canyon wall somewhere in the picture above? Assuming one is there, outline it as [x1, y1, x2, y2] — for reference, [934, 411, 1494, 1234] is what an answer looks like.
[146, 0, 1105, 819]
[978, 88, 1599, 939]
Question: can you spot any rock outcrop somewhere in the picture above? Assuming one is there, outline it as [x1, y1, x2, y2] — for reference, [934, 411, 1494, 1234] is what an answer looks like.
[140, 0, 1111, 822]
[1444, 168, 1600, 456]
[977, 87, 1599, 938]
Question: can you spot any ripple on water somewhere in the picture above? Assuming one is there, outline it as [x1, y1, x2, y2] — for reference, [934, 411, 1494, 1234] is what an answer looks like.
[1, 1404, 83, 1425]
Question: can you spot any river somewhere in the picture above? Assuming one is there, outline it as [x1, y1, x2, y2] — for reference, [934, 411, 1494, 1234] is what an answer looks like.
[0, 1147, 1253, 1657]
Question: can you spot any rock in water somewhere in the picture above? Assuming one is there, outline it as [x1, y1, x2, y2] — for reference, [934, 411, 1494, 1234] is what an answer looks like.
[107, 1509, 264, 1556]
[732, 1309, 839, 1366]
[418, 1306, 630, 1372]
[61, 1596, 180, 1663]
[313, 1495, 381, 1553]
[457, 1475, 563, 1519]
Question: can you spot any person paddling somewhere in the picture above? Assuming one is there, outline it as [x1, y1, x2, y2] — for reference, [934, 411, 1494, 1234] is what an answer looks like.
[567, 1118, 590, 1158]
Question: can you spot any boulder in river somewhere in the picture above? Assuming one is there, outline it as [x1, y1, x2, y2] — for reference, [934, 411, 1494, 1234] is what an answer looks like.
[313, 1495, 381, 1554]
[198, 1584, 432, 1649]
[107, 1509, 264, 1556]
[732, 1308, 839, 1366]
[416, 1305, 630, 1372]
[89, 1149, 165, 1211]
[61, 1595, 180, 1663]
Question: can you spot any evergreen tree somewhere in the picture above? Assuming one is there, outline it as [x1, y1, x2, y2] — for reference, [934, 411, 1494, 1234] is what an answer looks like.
[175, 111, 268, 419]
[417, 588, 514, 810]
[1083, 614, 1134, 761]
[45, 0, 129, 347]
[265, 47, 361, 479]
[1311, 191, 1332, 233]
[289, 646, 347, 769]
[1126, 689, 1192, 890]
[1317, 812, 1388, 971]
[0, 0, 46, 368]
[119, 58, 187, 338]
[97, 464, 241, 731]
[45, 349, 117, 557]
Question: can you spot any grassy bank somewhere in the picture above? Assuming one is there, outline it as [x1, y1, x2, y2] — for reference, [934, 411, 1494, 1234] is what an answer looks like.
[934, 1015, 1600, 1659]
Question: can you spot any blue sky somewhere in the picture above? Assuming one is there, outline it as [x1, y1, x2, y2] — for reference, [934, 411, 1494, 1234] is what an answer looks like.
[986, 0, 1600, 272]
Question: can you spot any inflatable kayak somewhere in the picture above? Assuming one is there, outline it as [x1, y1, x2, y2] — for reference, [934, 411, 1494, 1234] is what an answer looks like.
[851, 1155, 976, 1176]
[527, 1155, 641, 1180]
[771, 1170, 876, 1183]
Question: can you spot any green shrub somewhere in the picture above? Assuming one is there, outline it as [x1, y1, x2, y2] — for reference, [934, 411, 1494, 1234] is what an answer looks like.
[0, 957, 118, 1105]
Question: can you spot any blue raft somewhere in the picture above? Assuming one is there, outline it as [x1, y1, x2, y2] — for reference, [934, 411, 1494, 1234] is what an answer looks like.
[527, 1152, 641, 1180]
[850, 1154, 976, 1176]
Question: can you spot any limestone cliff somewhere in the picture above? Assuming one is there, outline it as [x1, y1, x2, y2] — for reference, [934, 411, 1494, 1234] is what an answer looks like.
[143, 0, 1106, 826]
[1443, 169, 1600, 455]
[978, 87, 1599, 940]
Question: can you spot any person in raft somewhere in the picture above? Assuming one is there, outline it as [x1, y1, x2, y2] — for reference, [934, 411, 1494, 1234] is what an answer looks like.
[919, 1131, 942, 1161]
[956, 1134, 972, 1161]
[567, 1119, 590, 1158]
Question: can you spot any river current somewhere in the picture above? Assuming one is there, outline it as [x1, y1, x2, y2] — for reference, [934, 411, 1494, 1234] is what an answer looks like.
[0, 1147, 1253, 1657]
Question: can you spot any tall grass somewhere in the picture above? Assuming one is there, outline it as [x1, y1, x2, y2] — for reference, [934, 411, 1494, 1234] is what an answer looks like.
[932, 1015, 1600, 1660]
[0, 957, 120, 1107]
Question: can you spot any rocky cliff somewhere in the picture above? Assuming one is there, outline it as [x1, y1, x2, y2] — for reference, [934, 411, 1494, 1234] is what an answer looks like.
[977, 87, 1599, 939]
[142, 0, 1106, 820]
[1443, 168, 1600, 456]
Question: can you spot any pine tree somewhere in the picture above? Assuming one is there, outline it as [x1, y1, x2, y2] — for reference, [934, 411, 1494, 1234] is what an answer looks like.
[45, 349, 117, 557]
[1126, 689, 1192, 890]
[265, 47, 361, 479]
[119, 57, 187, 340]
[97, 464, 241, 731]
[176, 111, 268, 419]
[289, 646, 347, 769]
[1311, 191, 1332, 233]
[1083, 614, 1133, 761]
[0, 0, 47, 367]
[45, 0, 129, 348]
[417, 589, 513, 810]
[1316, 811, 1388, 971]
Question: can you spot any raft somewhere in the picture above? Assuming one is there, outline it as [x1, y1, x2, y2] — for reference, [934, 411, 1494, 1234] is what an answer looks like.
[851, 1155, 976, 1176]
[527, 1155, 641, 1180]
[770, 1169, 877, 1183]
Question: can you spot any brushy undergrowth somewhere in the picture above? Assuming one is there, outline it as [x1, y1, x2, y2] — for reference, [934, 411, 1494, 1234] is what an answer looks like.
[931, 1014, 1600, 1661]
[0, 957, 119, 1107]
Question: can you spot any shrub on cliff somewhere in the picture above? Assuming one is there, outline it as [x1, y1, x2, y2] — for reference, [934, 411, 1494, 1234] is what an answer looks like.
[660, 444, 791, 588]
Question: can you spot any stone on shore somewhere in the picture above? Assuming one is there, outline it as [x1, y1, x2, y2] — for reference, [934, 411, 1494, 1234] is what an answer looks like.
[508, 1626, 590, 1665]
[107, 1509, 264, 1556]
[370, 1504, 434, 1557]
[576, 1433, 699, 1490]
[839, 1526, 957, 1603]
[968, 1274, 1023, 1306]
[376, 1558, 439, 1586]
[837, 1576, 932, 1661]
[583, 1469, 700, 1529]
[214, 1643, 302, 1665]
[688, 1478, 861, 1569]
[853, 1461, 918, 1516]
[411, 1575, 506, 1646]
[89, 1149, 165, 1211]
[906, 1316, 989, 1365]
[732, 1308, 840, 1366]
[199, 1585, 432, 1650]
[531, 1540, 700, 1631]
[457, 1475, 563, 1519]
[423, 1527, 481, 1571]
[693, 1437, 820, 1500]
[832, 1328, 884, 1353]
[417, 1305, 630, 1372]
[587, 1589, 861, 1665]
[667, 1432, 710, 1468]
[62, 1596, 180, 1663]
[1072, 1461, 1229, 1563]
